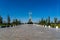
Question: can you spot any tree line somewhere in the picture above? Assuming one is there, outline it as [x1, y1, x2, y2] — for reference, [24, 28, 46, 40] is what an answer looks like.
[0, 15, 21, 28]
[38, 16, 60, 28]
[0, 15, 60, 28]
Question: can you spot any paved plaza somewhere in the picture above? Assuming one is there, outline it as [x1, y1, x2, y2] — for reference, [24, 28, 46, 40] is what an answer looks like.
[0, 24, 60, 40]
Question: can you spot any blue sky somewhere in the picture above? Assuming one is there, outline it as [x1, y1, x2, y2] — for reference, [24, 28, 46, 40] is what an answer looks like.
[0, 0, 60, 22]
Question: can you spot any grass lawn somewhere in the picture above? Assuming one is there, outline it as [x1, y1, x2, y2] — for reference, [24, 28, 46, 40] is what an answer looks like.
[50, 23, 60, 28]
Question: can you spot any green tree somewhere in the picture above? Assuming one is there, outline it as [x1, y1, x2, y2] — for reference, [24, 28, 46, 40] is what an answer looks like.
[12, 19, 21, 25]
[39, 18, 46, 25]
[12, 19, 16, 26]
[45, 19, 48, 25]
[54, 17, 57, 26]
[0, 16, 3, 24]
[39, 18, 43, 25]
[47, 16, 50, 25]
[15, 19, 21, 25]
[7, 15, 10, 27]
[54, 17, 57, 24]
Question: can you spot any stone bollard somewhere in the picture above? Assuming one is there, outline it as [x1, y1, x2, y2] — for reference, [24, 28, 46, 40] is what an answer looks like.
[48, 25, 50, 28]
[45, 25, 47, 28]
[56, 26, 58, 29]
[56, 26, 59, 32]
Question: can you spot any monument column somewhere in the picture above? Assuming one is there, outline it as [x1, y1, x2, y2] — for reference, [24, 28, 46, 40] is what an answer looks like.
[28, 11, 33, 24]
